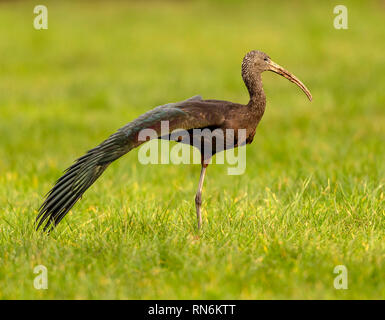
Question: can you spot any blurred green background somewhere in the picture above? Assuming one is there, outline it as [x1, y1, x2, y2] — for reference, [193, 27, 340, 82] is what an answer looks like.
[0, 0, 384, 299]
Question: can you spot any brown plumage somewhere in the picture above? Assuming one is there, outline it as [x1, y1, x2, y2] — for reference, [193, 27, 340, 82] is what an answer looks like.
[36, 50, 312, 232]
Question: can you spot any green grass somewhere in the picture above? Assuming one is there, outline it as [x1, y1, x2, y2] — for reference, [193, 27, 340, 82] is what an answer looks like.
[0, 0, 384, 299]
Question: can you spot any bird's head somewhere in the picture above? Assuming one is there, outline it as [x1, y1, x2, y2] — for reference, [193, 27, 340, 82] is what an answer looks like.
[242, 50, 312, 101]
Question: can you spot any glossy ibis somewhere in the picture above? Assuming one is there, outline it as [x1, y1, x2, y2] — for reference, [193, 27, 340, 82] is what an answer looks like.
[36, 50, 312, 232]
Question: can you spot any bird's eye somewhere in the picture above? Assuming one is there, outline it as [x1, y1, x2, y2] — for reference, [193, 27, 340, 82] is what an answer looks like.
[264, 57, 269, 62]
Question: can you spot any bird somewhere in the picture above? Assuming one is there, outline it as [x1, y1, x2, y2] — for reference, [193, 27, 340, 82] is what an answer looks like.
[36, 50, 312, 232]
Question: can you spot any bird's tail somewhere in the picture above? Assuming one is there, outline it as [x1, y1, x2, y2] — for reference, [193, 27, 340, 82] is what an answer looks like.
[36, 131, 128, 232]
[36, 95, 212, 231]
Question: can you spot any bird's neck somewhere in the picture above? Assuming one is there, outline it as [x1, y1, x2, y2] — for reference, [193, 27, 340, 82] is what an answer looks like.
[245, 73, 266, 115]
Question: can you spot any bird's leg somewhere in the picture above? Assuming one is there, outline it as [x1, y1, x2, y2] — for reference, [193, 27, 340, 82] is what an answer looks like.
[195, 164, 207, 230]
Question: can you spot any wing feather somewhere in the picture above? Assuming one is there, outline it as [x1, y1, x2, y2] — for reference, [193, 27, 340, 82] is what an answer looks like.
[36, 96, 225, 231]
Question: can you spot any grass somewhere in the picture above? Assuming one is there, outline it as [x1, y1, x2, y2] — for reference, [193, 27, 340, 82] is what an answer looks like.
[0, 0, 384, 299]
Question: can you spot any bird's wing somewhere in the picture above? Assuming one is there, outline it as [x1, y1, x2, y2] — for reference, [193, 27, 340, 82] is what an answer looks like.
[36, 96, 225, 231]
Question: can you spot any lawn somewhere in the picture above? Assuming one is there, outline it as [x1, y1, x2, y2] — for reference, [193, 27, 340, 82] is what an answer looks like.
[0, 0, 384, 299]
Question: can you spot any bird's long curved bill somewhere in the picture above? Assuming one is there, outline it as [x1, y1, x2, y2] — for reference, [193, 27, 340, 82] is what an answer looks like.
[268, 61, 312, 101]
